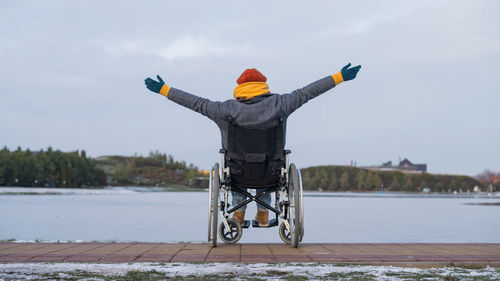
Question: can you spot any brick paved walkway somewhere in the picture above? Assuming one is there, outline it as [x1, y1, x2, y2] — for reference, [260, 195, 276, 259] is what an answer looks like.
[1, 243, 499, 266]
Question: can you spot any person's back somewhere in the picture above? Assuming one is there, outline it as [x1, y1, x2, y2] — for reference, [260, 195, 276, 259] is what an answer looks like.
[144, 64, 361, 226]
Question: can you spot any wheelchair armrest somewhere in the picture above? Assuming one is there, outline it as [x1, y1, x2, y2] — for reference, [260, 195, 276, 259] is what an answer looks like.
[284, 149, 292, 155]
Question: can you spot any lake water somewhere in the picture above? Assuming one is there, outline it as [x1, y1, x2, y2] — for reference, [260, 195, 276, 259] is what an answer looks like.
[1, 187, 499, 243]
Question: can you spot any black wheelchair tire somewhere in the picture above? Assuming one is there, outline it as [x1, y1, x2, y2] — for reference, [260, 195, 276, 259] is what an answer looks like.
[211, 163, 220, 247]
[288, 163, 301, 248]
[279, 221, 291, 244]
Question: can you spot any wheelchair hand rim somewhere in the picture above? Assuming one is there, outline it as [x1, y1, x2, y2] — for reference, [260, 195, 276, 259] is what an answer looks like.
[297, 168, 305, 242]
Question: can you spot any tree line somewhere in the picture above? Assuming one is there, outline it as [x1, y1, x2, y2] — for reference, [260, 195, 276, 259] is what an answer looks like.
[101, 150, 204, 187]
[1, 146, 491, 192]
[0, 146, 106, 187]
[0, 147, 204, 188]
[301, 165, 486, 192]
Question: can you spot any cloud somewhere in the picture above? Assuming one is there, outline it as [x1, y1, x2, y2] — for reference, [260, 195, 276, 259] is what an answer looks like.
[34, 73, 95, 89]
[156, 36, 223, 61]
[98, 35, 263, 61]
[345, 8, 414, 35]
[308, 5, 415, 42]
[99, 40, 150, 57]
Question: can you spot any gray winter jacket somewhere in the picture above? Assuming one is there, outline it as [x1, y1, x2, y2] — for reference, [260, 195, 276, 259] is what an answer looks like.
[167, 76, 336, 149]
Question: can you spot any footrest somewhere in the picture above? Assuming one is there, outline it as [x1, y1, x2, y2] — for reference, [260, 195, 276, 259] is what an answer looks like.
[251, 219, 278, 228]
[242, 220, 251, 229]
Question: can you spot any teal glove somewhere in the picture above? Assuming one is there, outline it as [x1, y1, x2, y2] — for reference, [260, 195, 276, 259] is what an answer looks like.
[144, 75, 165, 94]
[341, 63, 361, 81]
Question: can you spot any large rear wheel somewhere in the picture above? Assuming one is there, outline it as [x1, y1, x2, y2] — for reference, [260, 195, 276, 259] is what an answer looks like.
[297, 168, 305, 242]
[288, 163, 301, 248]
[208, 163, 220, 247]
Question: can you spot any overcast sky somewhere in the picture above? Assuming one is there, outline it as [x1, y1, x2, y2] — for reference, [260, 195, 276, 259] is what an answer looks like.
[1, 0, 499, 176]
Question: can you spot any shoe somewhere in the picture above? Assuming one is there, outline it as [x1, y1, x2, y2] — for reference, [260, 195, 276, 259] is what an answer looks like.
[255, 209, 269, 227]
[232, 210, 245, 225]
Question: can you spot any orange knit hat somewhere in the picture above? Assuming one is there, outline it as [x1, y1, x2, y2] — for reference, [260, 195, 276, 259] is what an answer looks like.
[236, 68, 267, 84]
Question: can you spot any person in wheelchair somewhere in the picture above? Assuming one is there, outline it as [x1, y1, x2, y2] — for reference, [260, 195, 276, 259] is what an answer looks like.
[144, 64, 361, 237]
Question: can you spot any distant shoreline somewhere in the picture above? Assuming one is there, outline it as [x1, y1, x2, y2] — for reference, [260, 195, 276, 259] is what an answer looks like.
[1, 186, 500, 199]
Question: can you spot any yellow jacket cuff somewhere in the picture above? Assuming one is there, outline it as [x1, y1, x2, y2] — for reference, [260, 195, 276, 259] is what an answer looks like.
[159, 84, 171, 97]
[331, 71, 344, 85]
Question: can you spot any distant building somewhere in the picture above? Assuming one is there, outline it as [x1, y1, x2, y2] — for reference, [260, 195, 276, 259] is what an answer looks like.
[398, 158, 427, 172]
[364, 158, 427, 173]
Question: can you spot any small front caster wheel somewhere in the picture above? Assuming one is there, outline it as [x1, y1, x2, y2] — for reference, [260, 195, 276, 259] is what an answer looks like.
[279, 221, 291, 245]
[219, 218, 242, 244]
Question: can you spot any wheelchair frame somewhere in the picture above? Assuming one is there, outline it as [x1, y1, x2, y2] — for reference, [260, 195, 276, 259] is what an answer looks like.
[208, 149, 304, 247]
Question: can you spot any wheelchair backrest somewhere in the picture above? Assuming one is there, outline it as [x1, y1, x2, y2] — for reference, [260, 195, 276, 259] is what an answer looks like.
[225, 118, 285, 187]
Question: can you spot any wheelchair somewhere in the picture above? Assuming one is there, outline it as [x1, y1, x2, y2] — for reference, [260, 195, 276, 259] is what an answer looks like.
[207, 119, 304, 247]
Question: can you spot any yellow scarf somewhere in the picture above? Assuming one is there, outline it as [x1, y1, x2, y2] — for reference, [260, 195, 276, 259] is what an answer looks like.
[233, 82, 270, 100]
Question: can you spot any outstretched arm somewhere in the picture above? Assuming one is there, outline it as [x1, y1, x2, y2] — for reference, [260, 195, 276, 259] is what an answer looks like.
[280, 63, 361, 116]
[144, 75, 228, 122]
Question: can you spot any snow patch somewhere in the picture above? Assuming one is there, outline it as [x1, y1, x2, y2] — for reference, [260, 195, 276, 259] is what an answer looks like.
[0, 263, 499, 280]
